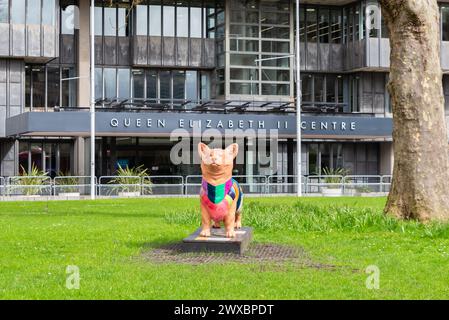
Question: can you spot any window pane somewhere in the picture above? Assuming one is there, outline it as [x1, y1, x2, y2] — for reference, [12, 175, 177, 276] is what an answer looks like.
[117, 6, 129, 36]
[11, 0, 25, 24]
[27, 0, 41, 25]
[173, 71, 185, 100]
[163, 5, 175, 36]
[301, 75, 312, 102]
[319, 9, 329, 43]
[19, 142, 29, 174]
[200, 72, 210, 100]
[47, 66, 60, 109]
[160, 71, 171, 100]
[230, 39, 259, 52]
[135, 5, 148, 35]
[132, 69, 144, 99]
[0, 0, 8, 23]
[94, 6, 102, 36]
[261, 26, 289, 39]
[261, 55, 289, 67]
[95, 68, 103, 100]
[230, 25, 258, 38]
[230, 54, 258, 66]
[331, 9, 342, 43]
[61, 66, 76, 108]
[104, 7, 117, 36]
[230, 68, 258, 81]
[117, 69, 130, 99]
[306, 8, 317, 42]
[31, 143, 43, 171]
[32, 66, 45, 109]
[261, 69, 289, 82]
[262, 83, 289, 96]
[42, 0, 55, 26]
[146, 70, 158, 99]
[190, 7, 202, 38]
[261, 41, 289, 53]
[230, 83, 258, 95]
[104, 68, 117, 99]
[148, 5, 161, 36]
[59, 143, 71, 174]
[186, 71, 198, 100]
[177, 5, 188, 37]
[61, 5, 76, 35]
[326, 75, 336, 102]
[314, 75, 325, 103]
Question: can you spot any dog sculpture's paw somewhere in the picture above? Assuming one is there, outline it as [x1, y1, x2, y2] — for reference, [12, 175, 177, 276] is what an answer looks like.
[234, 221, 242, 229]
[200, 229, 211, 237]
[226, 230, 236, 238]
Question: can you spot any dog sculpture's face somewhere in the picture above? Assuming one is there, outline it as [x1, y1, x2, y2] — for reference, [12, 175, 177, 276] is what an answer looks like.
[198, 143, 238, 180]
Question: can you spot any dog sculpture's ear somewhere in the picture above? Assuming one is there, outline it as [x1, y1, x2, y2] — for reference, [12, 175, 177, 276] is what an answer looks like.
[226, 143, 239, 159]
[198, 142, 210, 160]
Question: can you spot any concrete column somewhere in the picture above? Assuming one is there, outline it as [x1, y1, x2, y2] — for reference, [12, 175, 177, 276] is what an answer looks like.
[379, 142, 393, 175]
[0, 139, 18, 177]
[74, 137, 85, 176]
[77, 0, 91, 108]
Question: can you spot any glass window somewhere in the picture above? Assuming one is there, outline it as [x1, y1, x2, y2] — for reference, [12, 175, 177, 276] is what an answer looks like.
[61, 66, 76, 108]
[163, 4, 175, 36]
[27, 0, 41, 25]
[261, 26, 289, 39]
[135, 5, 148, 36]
[301, 74, 313, 102]
[262, 84, 289, 96]
[314, 75, 325, 103]
[200, 72, 210, 100]
[230, 83, 259, 95]
[149, 5, 161, 36]
[19, 142, 30, 174]
[104, 6, 117, 36]
[61, 5, 76, 35]
[31, 142, 43, 171]
[11, 0, 26, 24]
[261, 41, 289, 53]
[299, 9, 305, 42]
[0, 0, 8, 23]
[132, 69, 144, 100]
[261, 69, 289, 82]
[330, 9, 342, 43]
[104, 68, 117, 100]
[326, 75, 336, 102]
[160, 71, 171, 100]
[261, 55, 289, 68]
[47, 66, 60, 109]
[230, 39, 259, 52]
[94, 6, 102, 36]
[146, 70, 158, 99]
[306, 8, 317, 43]
[381, 14, 389, 38]
[230, 54, 258, 66]
[32, 66, 45, 110]
[117, 69, 130, 99]
[173, 71, 185, 100]
[177, 5, 188, 37]
[319, 9, 329, 43]
[42, 0, 55, 26]
[95, 68, 103, 100]
[59, 143, 71, 174]
[230, 68, 258, 81]
[190, 7, 202, 38]
[186, 71, 198, 100]
[117, 6, 129, 37]
[230, 25, 258, 38]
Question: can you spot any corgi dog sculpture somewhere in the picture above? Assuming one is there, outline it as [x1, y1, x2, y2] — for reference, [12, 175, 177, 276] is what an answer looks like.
[198, 142, 243, 238]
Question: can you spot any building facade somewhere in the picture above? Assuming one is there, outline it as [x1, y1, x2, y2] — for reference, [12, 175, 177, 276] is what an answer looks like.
[0, 0, 448, 179]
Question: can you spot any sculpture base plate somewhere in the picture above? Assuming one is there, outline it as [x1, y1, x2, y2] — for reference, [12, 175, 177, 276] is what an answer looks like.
[182, 227, 253, 255]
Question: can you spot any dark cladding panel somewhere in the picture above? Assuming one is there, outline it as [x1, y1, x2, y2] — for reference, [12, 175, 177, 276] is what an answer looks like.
[117, 37, 130, 65]
[306, 43, 318, 71]
[189, 38, 202, 67]
[330, 43, 343, 71]
[204, 39, 215, 68]
[176, 37, 189, 66]
[103, 36, 117, 65]
[0, 24, 9, 56]
[319, 43, 330, 70]
[133, 36, 148, 65]
[163, 37, 176, 66]
[148, 36, 162, 66]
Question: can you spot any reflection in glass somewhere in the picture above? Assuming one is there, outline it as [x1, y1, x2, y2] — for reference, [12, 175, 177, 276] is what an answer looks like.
[32, 66, 45, 110]
[177, 6, 188, 37]
[160, 71, 171, 100]
[95, 68, 103, 100]
[146, 70, 158, 100]
[104, 7, 117, 36]
[186, 71, 198, 101]
[173, 71, 185, 100]
[61, 5, 76, 35]
[190, 7, 202, 38]
[104, 68, 117, 100]
[117, 6, 129, 36]
[47, 66, 60, 109]
[42, 0, 55, 25]
[149, 5, 161, 36]
[11, 0, 26, 24]
[94, 6, 102, 35]
[117, 69, 130, 99]
[163, 5, 175, 37]
[135, 5, 147, 36]
[27, 0, 41, 25]
[0, 0, 8, 23]
[132, 69, 144, 100]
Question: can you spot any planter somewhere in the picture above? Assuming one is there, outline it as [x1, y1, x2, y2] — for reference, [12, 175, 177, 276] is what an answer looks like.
[59, 192, 81, 197]
[118, 191, 141, 197]
[321, 187, 343, 197]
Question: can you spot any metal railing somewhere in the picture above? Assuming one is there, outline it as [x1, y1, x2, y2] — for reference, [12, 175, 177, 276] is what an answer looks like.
[53, 176, 96, 196]
[0, 174, 392, 198]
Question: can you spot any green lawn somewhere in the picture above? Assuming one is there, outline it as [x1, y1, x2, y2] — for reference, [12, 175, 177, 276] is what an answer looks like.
[1, 197, 449, 299]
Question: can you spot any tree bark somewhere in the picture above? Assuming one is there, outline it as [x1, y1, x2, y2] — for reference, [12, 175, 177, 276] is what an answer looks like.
[380, 0, 449, 221]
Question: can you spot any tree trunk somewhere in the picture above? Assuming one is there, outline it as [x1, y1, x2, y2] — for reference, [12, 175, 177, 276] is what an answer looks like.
[380, 0, 449, 221]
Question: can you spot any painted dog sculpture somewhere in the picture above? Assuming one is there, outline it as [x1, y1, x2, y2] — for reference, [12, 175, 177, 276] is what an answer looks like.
[198, 142, 243, 238]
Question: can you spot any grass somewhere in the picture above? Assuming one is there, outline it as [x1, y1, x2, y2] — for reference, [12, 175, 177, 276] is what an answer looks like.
[1, 197, 449, 299]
